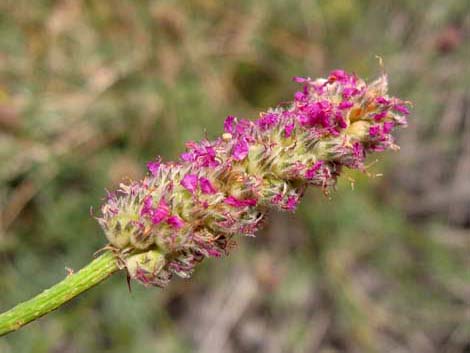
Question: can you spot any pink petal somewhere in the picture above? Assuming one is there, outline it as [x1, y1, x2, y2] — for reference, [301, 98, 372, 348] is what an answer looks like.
[199, 177, 217, 194]
[181, 174, 199, 193]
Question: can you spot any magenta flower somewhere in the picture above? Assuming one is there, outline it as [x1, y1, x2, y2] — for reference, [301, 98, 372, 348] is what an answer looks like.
[146, 159, 161, 176]
[383, 121, 394, 134]
[393, 104, 410, 115]
[181, 174, 198, 193]
[98, 69, 410, 287]
[232, 137, 249, 161]
[257, 113, 279, 130]
[338, 101, 354, 110]
[167, 215, 185, 229]
[141, 196, 153, 216]
[369, 125, 381, 136]
[224, 196, 258, 208]
[374, 111, 388, 121]
[329, 69, 350, 83]
[305, 161, 324, 179]
[224, 115, 236, 134]
[151, 199, 169, 225]
[376, 96, 391, 105]
[199, 177, 217, 194]
[284, 121, 295, 137]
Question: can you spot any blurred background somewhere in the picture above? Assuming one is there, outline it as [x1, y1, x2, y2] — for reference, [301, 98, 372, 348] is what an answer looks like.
[0, 0, 469, 352]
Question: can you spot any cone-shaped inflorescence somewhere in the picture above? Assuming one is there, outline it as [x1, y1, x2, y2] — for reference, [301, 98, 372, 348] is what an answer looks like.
[97, 70, 410, 287]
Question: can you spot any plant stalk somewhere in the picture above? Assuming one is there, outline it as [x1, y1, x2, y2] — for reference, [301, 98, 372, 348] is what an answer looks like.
[0, 251, 119, 336]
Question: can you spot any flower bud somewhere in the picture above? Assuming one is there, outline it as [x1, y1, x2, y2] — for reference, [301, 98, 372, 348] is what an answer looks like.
[125, 250, 166, 287]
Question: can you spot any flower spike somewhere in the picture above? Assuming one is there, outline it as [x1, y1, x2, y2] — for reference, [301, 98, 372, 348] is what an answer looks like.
[98, 70, 410, 287]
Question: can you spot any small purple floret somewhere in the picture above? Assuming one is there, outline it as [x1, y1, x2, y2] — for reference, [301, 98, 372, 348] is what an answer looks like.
[257, 113, 279, 130]
[394, 104, 410, 115]
[224, 196, 257, 208]
[374, 111, 387, 121]
[305, 161, 324, 179]
[338, 101, 354, 110]
[284, 122, 295, 137]
[151, 199, 169, 224]
[369, 125, 381, 136]
[167, 215, 184, 229]
[232, 137, 249, 161]
[147, 160, 161, 176]
[199, 177, 217, 194]
[181, 174, 199, 193]
[224, 115, 236, 134]
[383, 121, 394, 134]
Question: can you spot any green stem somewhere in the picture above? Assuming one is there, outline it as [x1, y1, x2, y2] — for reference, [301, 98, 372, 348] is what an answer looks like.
[0, 251, 119, 336]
